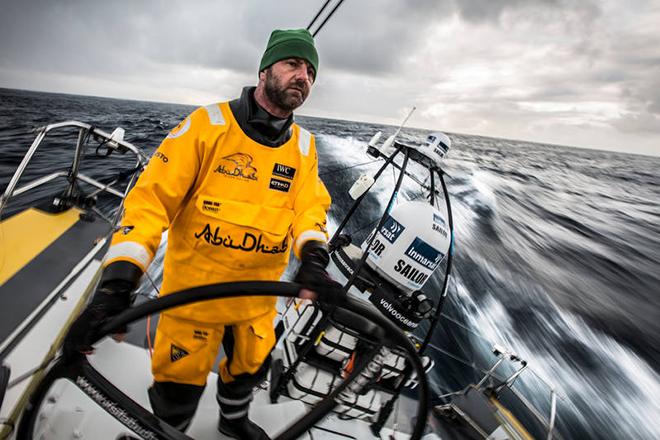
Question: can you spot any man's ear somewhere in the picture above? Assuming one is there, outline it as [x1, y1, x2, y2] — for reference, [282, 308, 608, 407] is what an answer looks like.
[258, 68, 267, 82]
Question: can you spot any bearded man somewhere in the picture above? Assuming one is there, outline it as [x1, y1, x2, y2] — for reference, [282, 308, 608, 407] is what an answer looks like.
[65, 29, 343, 439]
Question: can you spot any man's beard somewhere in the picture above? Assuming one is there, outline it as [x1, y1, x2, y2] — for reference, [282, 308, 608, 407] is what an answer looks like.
[264, 68, 308, 113]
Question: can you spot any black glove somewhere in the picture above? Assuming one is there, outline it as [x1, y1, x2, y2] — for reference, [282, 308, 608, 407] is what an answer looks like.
[294, 241, 346, 305]
[63, 262, 140, 357]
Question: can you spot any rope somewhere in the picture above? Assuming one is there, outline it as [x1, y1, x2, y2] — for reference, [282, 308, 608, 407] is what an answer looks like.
[146, 316, 153, 358]
[143, 267, 161, 358]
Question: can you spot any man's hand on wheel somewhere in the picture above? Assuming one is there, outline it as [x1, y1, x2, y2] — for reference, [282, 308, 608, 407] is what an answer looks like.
[294, 241, 346, 305]
[63, 279, 133, 357]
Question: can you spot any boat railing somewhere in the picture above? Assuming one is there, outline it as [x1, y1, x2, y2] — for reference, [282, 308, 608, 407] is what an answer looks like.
[421, 319, 566, 440]
[485, 345, 563, 440]
[0, 121, 148, 225]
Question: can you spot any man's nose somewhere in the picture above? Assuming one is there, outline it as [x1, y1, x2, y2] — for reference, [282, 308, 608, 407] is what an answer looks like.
[295, 65, 312, 84]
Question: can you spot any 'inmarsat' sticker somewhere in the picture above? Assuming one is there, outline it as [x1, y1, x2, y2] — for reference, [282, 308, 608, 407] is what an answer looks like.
[404, 237, 443, 270]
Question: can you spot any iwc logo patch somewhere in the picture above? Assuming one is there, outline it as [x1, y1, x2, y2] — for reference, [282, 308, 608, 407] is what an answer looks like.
[272, 163, 296, 180]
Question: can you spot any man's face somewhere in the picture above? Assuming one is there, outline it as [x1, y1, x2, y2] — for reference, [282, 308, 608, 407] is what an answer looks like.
[263, 58, 315, 113]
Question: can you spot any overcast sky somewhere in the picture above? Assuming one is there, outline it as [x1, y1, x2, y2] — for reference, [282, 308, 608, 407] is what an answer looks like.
[1, 0, 659, 156]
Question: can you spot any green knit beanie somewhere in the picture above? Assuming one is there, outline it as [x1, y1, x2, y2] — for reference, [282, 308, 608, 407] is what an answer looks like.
[259, 29, 319, 77]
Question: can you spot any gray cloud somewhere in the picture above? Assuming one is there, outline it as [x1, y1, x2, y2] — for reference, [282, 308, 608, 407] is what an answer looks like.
[0, 0, 659, 155]
[0, 0, 574, 77]
[452, 0, 560, 23]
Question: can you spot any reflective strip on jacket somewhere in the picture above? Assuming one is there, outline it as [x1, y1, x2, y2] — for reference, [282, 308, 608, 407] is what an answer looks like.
[105, 102, 331, 323]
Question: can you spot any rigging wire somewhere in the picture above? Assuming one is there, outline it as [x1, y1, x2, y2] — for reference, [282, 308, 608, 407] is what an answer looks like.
[307, 0, 346, 37]
[353, 217, 380, 235]
[306, 0, 333, 32]
[318, 159, 380, 176]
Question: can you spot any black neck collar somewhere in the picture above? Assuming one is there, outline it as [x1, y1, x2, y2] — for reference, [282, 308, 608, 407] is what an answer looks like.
[229, 87, 294, 147]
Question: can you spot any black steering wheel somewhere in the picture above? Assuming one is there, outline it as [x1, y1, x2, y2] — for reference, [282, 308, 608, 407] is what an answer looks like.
[16, 281, 430, 440]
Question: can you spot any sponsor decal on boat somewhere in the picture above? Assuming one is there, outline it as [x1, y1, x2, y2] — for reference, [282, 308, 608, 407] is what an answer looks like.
[214, 153, 258, 181]
[393, 259, 429, 285]
[334, 252, 355, 275]
[368, 237, 386, 259]
[76, 376, 157, 440]
[380, 216, 404, 243]
[432, 213, 448, 237]
[433, 213, 446, 227]
[405, 237, 442, 270]
[432, 223, 448, 238]
[378, 298, 418, 329]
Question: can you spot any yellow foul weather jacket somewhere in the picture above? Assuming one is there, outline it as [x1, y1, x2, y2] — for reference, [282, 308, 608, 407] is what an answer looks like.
[104, 102, 331, 323]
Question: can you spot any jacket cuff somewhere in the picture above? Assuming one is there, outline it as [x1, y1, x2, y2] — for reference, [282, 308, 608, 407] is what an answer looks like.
[300, 240, 329, 266]
[100, 260, 143, 290]
[294, 230, 328, 258]
[105, 241, 152, 272]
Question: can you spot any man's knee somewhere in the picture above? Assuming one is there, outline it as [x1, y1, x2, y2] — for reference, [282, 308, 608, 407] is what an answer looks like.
[218, 355, 271, 397]
[148, 381, 205, 431]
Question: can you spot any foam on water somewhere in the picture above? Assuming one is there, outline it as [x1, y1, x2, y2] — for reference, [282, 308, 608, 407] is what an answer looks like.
[2, 89, 659, 439]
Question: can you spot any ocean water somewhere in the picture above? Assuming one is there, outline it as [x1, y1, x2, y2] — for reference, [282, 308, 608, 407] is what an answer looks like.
[1, 88, 659, 439]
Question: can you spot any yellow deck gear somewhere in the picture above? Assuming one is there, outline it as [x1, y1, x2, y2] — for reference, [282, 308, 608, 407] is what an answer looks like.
[105, 101, 331, 324]
[151, 311, 277, 386]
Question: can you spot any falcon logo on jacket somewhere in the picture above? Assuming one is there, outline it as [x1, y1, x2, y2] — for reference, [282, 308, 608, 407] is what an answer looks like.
[214, 153, 258, 181]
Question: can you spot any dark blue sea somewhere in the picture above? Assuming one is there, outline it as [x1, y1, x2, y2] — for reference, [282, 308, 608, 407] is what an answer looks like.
[1, 88, 659, 439]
